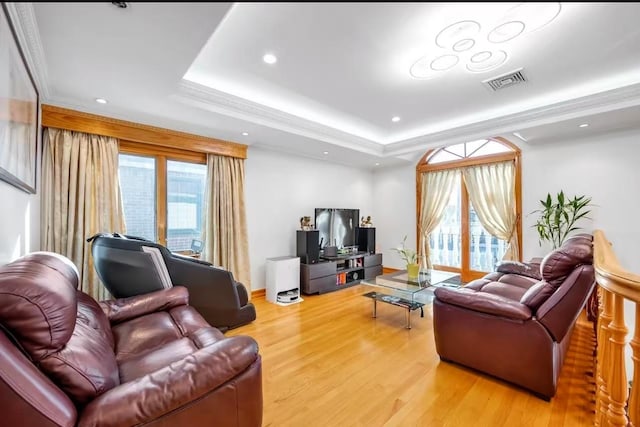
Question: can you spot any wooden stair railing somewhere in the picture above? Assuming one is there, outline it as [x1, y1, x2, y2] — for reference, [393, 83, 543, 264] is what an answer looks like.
[594, 230, 640, 426]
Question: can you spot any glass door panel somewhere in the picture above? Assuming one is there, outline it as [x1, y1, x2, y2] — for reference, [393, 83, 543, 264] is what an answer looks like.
[468, 203, 507, 272]
[429, 174, 461, 268]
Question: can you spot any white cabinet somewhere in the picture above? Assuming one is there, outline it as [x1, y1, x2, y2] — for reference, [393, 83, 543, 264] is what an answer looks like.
[266, 256, 303, 306]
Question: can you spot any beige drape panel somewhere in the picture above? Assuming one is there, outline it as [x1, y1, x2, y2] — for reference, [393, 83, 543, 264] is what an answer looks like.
[462, 160, 519, 261]
[202, 154, 251, 293]
[420, 169, 459, 269]
[41, 128, 125, 300]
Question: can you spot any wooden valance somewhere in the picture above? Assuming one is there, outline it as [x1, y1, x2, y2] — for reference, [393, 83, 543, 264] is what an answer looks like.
[41, 104, 247, 159]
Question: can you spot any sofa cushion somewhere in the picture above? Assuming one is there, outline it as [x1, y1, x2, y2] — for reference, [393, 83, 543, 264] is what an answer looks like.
[118, 327, 225, 382]
[112, 305, 211, 362]
[464, 275, 535, 302]
[519, 281, 555, 310]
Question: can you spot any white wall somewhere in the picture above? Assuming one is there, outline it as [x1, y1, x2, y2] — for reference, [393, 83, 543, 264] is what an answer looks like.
[521, 129, 640, 271]
[245, 147, 374, 290]
[372, 163, 416, 269]
[0, 181, 40, 264]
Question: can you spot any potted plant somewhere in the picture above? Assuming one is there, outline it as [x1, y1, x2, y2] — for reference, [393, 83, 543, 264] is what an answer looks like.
[531, 191, 593, 249]
[391, 235, 419, 277]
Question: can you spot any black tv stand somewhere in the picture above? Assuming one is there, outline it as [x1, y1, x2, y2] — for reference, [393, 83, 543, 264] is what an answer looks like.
[300, 252, 382, 295]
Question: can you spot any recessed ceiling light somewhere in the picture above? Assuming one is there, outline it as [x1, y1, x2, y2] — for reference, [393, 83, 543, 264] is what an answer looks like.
[323, 151, 329, 155]
[242, 132, 249, 136]
[375, 162, 380, 166]
[579, 123, 589, 128]
[391, 116, 401, 122]
[263, 53, 277, 64]
[95, 98, 108, 104]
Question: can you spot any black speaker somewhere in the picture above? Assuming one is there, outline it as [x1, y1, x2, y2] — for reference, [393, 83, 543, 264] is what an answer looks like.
[297, 230, 319, 264]
[357, 227, 376, 254]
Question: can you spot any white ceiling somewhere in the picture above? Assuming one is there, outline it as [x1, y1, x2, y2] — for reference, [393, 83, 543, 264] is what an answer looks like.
[9, 2, 640, 169]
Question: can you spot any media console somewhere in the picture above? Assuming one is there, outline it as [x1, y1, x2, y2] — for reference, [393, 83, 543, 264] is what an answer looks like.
[300, 252, 382, 295]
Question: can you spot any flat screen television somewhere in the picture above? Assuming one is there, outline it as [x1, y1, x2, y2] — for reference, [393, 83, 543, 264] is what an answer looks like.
[315, 208, 360, 249]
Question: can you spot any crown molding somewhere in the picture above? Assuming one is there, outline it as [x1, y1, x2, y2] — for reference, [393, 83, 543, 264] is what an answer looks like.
[383, 81, 640, 156]
[4, 2, 51, 99]
[177, 77, 640, 158]
[175, 80, 383, 156]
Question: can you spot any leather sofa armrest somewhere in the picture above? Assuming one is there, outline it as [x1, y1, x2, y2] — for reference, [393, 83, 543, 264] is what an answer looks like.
[495, 261, 542, 280]
[434, 287, 532, 321]
[100, 286, 189, 325]
[77, 336, 259, 427]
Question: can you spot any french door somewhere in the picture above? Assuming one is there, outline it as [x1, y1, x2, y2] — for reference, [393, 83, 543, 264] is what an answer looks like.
[417, 138, 522, 283]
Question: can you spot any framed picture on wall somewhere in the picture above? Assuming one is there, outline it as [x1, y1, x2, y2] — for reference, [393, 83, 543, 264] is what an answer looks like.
[0, 3, 39, 194]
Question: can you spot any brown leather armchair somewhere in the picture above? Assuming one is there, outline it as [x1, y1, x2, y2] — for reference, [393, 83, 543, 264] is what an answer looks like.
[0, 252, 262, 427]
[432, 234, 595, 400]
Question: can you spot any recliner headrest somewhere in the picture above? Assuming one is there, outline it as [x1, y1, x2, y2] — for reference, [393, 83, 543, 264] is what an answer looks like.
[0, 252, 78, 361]
[540, 239, 593, 287]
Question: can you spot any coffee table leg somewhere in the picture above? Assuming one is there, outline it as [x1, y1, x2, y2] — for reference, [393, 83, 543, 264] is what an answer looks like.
[406, 308, 411, 329]
[372, 298, 377, 318]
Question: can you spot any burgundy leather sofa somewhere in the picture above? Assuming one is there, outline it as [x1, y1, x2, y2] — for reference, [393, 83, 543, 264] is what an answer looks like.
[0, 252, 262, 427]
[432, 234, 595, 399]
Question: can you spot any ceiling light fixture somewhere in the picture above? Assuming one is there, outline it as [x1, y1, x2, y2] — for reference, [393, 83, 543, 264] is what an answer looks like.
[466, 50, 508, 73]
[436, 20, 481, 48]
[453, 38, 475, 52]
[488, 21, 526, 43]
[579, 123, 589, 128]
[323, 151, 329, 155]
[263, 53, 277, 64]
[430, 54, 459, 71]
[242, 132, 249, 136]
[501, 2, 561, 34]
[409, 3, 560, 79]
[391, 116, 401, 122]
[375, 163, 380, 166]
[95, 98, 108, 104]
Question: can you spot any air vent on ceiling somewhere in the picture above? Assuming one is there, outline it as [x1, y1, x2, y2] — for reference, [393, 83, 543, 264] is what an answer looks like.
[483, 69, 527, 91]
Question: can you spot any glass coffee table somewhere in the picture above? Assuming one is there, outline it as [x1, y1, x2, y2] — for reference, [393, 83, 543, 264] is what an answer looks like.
[360, 269, 461, 329]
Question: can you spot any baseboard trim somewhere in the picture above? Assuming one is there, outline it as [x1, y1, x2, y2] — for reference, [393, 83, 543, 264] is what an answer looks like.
[382, 266, 400, 274]
[252, 289, 266, 298]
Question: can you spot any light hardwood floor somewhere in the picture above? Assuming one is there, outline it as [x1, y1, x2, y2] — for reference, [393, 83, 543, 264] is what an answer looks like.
[228, 285, 596, 426]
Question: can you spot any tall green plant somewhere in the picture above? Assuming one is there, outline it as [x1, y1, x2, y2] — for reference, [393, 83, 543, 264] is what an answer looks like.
[531, 191, 593, 249]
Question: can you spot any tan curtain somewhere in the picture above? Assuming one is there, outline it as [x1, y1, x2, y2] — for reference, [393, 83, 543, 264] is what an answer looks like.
[202, 154, 251, 293]
[462, 160, 519, 261]
[420, 169, 459, 269]
[41, 128, 125, 300]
